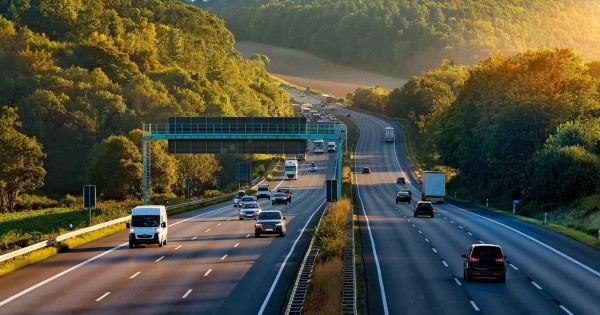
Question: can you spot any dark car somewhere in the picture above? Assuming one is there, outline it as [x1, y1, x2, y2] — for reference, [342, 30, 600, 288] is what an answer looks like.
[362, 167, 371, 174]
[276, 187, 292, 202]
[271, 192, 288, 205]
[400, 188, 412, 198]
[395, 191, 411, 204]
[346, 113, 351, 118]
[462, 244, 507, 282]
[255, 210, 287, 237]
[397, 177, 406, 184]
[414, 201, 434, 218]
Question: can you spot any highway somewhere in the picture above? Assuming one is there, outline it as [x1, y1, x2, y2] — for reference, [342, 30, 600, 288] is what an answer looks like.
[351, 110, 600, 315]
[0, 152, 337, 314]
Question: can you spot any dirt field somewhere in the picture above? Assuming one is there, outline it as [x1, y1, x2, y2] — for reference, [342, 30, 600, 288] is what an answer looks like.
[235, 41, 407, 98]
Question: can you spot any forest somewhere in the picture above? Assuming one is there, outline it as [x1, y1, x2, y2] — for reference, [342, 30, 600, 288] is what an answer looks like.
[349, 50, 600, 211]
[0, 0, 292, 212]
[201, 0, 600, 76]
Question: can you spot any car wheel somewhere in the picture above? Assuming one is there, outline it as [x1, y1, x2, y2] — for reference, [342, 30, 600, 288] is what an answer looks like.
[272, 202, 275, 205]
[407, 201, 410, 204]
[431, 214, 435, 218]
[284, 202, 287, 205]
[499, 274, 506, 283]
[413, 213, 417, 217]
[395, 201, 398, 204]
[158, 240, 163, 247]
[255, 232, 260, 238]
[239, 217, 243, 220]
[129, 242, 133, 249]
[163, 239, 167, 246]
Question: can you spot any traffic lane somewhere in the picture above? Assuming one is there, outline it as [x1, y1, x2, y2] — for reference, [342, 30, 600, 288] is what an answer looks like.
[356, 180, 475, 315]
[411, 206, 565, 315]
[437, 204, 600, 315]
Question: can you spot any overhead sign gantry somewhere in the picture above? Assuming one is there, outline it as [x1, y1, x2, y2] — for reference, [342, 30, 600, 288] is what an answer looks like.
[142, 117, 346, 204]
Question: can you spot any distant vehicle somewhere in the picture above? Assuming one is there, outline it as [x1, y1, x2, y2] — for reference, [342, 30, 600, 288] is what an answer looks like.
[397, 177, 406, 184]
[239, 195, 257, 209]
[362, 167, 371, 174]
[277, 187, 292, 202]
[271, 192, 288, 205]
[233, 190, 246, 207]
[321, 94, 333, 106]
[414, 201, 435, 218]
[309, 162, 317, 172]
[256, 185, 270, 200]
[127, 205, 168, 248]
[395, 191, 411, 204]
[327, 141, 336, 153]
[313, 139, 324, 154]
[462, 244, 507, 282]
[346, 113, 351, 118]
[300, 92, 305, 97]
[297, 153, 305, 161]
[400, 188, 412, 198]
[239, 202, 262, 220]
[255, 210, 287, 237]
[422, 171, 446, 203]
[285, 159, 298, 180]
[330, 106, 335, 110]
[384, 127, 395, 142]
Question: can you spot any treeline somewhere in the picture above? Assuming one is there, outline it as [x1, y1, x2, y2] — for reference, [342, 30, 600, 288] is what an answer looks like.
[350, 49, 600, 208]
[0, 0, 292, 211]
[201, 0, 600, 76]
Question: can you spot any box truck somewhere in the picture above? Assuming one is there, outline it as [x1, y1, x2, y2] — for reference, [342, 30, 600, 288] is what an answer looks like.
[422, 171, 446, 203]
[285, 159, 298, 179]
[127, 205, 168, 248]
[384, 127, 395, 142]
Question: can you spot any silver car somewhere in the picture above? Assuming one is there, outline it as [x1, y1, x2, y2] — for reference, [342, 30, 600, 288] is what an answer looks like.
[239, 195, 257, 209]
[239, 202, 262, 220]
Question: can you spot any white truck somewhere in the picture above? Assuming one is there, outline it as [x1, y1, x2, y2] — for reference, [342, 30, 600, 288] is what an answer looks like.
[422, 171, 446, 203]
[384, 127, 395, 142]
[284, 159, 298, 179]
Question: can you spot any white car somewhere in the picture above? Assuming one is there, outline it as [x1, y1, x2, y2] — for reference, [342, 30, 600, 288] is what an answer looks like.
[233, 190, 246, 207]
[309, 162, 317, 172]
[239, 202, 262, 220]
[239, 195, 257, 209]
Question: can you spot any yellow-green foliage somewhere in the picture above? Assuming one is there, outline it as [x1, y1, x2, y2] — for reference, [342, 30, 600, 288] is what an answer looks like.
[303, 257, 343, 315]
[314, 199, 351, 262]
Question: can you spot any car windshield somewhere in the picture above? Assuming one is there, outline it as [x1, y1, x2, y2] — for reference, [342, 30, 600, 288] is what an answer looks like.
[310, 163, 316, 167]
[259, 212, 282, 220]
[258, 187, 268, 191]
[241, 196, 254, 201]
[418, 203, 433, 209]
[398, 192, 409, 196]
[244, 203, 259, 209]
[131, 215, 160, 227]
[237, 191, 245, 196]
[274, 193, 285, 198]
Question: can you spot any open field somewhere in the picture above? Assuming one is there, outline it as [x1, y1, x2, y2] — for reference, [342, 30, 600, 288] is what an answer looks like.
[235, 41, 408, 97]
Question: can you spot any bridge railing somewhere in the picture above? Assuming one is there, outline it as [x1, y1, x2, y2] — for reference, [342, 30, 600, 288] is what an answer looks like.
[143, 122, 345, 136]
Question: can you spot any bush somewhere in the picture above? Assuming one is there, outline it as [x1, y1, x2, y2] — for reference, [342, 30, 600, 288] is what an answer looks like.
[15, 194, 58, 211]
[59, 194, 79, 207]
[203, 190, 221, 198]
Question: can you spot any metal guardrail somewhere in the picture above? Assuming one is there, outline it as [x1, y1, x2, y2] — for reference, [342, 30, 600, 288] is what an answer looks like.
[342, 206, 357, 314]
[0, 160, 283, 265]
[285, 203, 328, 315]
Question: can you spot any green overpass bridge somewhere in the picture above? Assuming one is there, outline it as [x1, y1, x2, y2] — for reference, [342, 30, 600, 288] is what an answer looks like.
[142, 117, 347, 204]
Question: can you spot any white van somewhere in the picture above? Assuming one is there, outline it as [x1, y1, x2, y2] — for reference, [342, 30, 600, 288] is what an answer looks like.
[127, 205, 168, 248]
[327, 141, 336, 153]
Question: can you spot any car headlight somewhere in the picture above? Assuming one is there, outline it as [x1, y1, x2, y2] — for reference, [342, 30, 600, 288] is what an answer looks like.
[130, 228, 135, 233]
[255, 224, 262, 229]
[276, 223, 283, 227]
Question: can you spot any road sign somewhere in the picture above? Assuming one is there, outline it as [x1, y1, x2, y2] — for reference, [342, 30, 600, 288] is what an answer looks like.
[326, 180, 337, 202]
[513, 200, 520, 204]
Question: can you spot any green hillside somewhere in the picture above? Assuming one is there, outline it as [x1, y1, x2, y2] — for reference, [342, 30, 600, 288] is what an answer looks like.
[0, 0, 291, 201]
[200, 0, 600, 76]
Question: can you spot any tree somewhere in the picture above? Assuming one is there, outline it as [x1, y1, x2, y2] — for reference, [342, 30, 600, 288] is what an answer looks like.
[87, 135, 142, 200]
[174, 154, 221, 197]
[0, 106, 46, 212]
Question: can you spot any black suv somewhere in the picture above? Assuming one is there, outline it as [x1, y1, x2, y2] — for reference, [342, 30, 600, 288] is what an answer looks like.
[462, 244, 507, 282]
[255, 210, 287, 237]
[414, 201, 434, 218]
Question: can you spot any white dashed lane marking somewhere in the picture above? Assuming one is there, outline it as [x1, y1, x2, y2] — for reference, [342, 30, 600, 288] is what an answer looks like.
[96, 292, 110, 302]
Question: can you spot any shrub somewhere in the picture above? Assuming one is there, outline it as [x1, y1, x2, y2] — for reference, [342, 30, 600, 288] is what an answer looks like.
[59, 194, 79, 207]
[15, 194, 58, 211]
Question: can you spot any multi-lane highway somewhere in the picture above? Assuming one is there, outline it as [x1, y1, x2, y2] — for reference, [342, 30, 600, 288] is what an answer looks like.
[0, 152, 337, 314]
[351, 110, 600, 315]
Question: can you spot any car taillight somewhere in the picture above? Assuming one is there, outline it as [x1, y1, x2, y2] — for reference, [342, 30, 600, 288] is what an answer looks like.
[469, 257, 480, 263]
[495, 257, 505, 262]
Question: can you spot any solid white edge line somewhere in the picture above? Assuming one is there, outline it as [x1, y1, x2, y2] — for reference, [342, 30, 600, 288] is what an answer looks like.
[129, 271, 141, 279]
[559, 305, 574, 315]
[182, 289, 192, 299]
[95, 292, 110, 302]
[469, 300, 480, 311]
[0, 205, 233, 307]
[447, 203, 600, 278]
[257, 199, 326, 315]
[354, 130, 389, 315]
[204, 269, 212, 277]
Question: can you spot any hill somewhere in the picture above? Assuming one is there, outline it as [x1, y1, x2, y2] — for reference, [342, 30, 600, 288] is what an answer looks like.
[201, 0, 600, 76]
